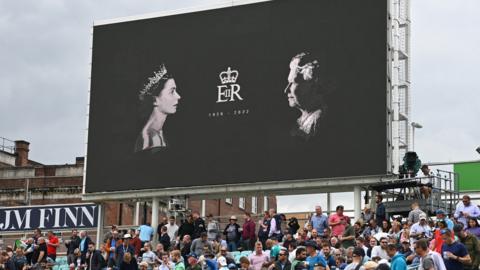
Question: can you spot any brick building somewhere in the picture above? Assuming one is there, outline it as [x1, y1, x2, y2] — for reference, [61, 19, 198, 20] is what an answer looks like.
[0, 138, 276, 238]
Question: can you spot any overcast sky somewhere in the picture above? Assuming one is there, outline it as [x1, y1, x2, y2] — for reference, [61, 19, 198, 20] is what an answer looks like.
[1, 1, 479, 213]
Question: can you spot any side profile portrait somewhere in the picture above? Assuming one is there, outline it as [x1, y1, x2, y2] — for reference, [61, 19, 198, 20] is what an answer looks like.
[284, 52, 327, 140]
[134, 64, 181, 152]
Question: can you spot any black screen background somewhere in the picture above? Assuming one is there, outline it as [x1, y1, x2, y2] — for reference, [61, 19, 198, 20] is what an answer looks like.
[86, 0, 388, 193]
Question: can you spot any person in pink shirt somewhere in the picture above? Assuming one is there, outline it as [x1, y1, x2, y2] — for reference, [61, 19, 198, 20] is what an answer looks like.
[248, 241, 269, 270]
[329, 205, 349, 237]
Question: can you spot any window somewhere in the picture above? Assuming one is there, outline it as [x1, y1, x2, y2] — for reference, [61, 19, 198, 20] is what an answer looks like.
[251, 196, 257, 214]
[225, 198, 232, 205]
[239, 197, 245, 209]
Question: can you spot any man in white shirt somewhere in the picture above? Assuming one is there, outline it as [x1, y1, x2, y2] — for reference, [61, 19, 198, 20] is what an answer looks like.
[166, 216, 179, 245]
[454, 195, 480, 227]
[371, 237, 389, 260]
[410, 214, 432, 244]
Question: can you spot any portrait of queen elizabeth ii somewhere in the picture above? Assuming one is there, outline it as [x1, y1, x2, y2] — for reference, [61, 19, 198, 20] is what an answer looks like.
[134, 64, 181, 152]
[284, 52, 327, 140]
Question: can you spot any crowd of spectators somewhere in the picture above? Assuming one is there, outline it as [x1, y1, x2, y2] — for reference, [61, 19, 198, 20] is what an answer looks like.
[1, 197, 480, 270]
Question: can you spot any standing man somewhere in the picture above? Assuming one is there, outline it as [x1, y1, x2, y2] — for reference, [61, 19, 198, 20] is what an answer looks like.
[116, 234, 135, 266]
[139, 222, 154, 246]
[206, 214, 220, 242]
[375, 195, 386, 225]
[79, 230, 92, 264]
[441, 229, 471, 270]
[242, 213, 256, 251]
[454, 195, 480, 228]
[224, 216, 241, 252]
[268, 209, 282, 241]
[408, 202, 426, 225]
[329, 205, 348, 237]
[192, 212, 206, 240]
[453, 224, 480, 270]
[65, 229, 80, 266]
[86, 242, 105, 270]
[310, 205, 328, 238]
[166, 216, 179, 245]
[46, 231, 59, 262]
[31, 237, 47, 266]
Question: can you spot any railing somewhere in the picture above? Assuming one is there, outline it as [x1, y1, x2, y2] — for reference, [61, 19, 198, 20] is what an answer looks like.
[372, 169, 460, 216]
[0, 137, 15, 154]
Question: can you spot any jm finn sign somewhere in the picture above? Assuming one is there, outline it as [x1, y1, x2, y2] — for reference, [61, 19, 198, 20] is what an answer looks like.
[0, 204, 98, 232]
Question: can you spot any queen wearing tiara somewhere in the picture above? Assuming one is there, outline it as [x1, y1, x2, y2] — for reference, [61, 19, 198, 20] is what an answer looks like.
[134, 64, 181, 152]
[284, 52, 327, 140]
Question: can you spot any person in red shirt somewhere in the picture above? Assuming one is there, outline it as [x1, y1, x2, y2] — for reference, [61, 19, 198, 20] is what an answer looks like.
[328, 205, 350, 237]
[46, 231, 60, 261]
[242, 213, 256, 251]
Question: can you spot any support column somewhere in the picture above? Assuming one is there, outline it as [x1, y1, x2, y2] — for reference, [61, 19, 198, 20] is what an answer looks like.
[201, 200, 206, 217]
[133, 202, 140, 226]
[151, 197, 159, 245]
[96, 203, 104, 249]
[326, 192, 331, 215]
[354, 186, 362, 220]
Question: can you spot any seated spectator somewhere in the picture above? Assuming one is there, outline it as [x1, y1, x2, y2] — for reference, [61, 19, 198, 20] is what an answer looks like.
[466, 217, 480, 239]
[344, 247, 365, 270]
[371, 237, 389, 261]
[248, 242, 269, 270]
[269, 248, 291, 270]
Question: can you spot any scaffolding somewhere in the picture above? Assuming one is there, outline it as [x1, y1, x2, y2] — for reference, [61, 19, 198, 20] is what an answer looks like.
[389, 0, 411, 173]
[369, 169, 460, 217]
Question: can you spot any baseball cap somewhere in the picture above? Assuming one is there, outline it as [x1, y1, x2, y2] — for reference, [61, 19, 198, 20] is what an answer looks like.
[122, 234, 132, 239]
[187, 253, 198, 259]
[304, 240, 317, 249]
[436, 209, 445, 215]
[419, 214, 427, 220]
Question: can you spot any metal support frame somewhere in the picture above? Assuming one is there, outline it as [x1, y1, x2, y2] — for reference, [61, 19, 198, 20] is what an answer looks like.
[389, 0, 411, 173]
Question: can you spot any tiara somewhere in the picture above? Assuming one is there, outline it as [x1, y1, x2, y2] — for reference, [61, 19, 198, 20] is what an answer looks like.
[139, 64, 168, 100]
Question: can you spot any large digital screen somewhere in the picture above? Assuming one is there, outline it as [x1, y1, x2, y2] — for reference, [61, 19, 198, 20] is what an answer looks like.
[85, 0, 388, 193]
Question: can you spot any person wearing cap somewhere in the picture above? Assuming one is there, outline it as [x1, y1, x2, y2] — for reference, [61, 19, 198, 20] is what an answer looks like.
[441, 228, 471, 270]
[435, 210, 453, 231]
[186, 253, 202, 270]
[344, 247, 365, 270]
[454, 195, 480, 228]
[453, 223, 480, 270]
[410, 213, 432, 244]
[304, 240, 327, 270]
[191, 232, 213, 257]
[115, 234, 135, 266]
[361, 206, 373, 224]
[223, 216, 241, 252]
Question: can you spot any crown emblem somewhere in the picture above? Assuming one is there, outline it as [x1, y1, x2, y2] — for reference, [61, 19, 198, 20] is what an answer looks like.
[219, 67, 239, 84]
